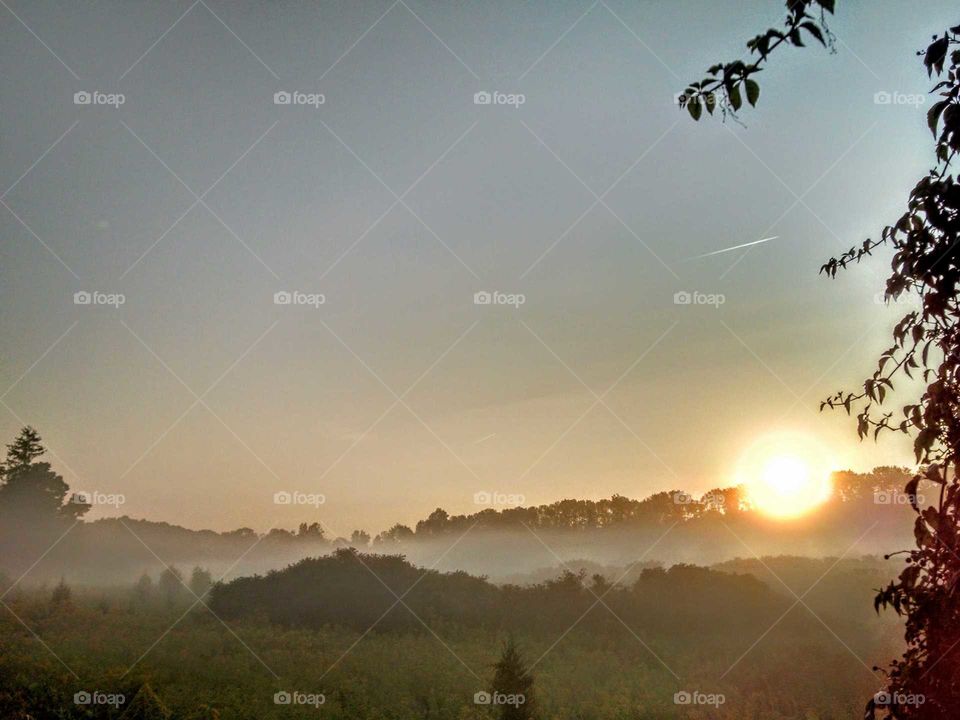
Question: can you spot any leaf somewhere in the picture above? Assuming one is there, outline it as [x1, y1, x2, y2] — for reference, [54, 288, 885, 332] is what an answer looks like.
[688, 99, 702, 121]
[801, 22, 825, 46]
[905, 476, 921, 512]
[728, 84, 742, 111]
[927, 100, 948, 138]
[745, 79, 760, 107]
[818, 0, 835, 13]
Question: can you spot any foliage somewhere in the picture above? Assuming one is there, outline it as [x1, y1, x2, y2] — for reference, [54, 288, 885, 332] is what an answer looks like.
[158, 566, 186, 607]
[0, 426, 89, 524]
[189, 567, 213, 600]
[490, 638, 535, 720]
[678, 0, 836, 121]
[683, 4, 960, 718]
[0, 556, 897, 719]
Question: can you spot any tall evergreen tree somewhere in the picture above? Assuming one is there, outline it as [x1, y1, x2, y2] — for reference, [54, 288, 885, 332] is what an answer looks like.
[2, 426, 44, 473]
[490, 637, 535, 720]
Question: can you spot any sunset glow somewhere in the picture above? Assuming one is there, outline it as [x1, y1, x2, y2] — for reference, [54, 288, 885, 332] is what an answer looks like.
[738, 434, 835, 519]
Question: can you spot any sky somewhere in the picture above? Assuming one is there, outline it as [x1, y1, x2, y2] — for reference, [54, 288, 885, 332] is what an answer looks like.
[0, 0, 954, 534]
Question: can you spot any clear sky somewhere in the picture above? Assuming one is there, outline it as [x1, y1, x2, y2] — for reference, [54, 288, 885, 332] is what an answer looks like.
[0, 0, 953, 533]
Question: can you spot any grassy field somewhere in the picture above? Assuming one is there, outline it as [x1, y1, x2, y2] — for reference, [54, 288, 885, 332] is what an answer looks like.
[0, 576, 900, 720]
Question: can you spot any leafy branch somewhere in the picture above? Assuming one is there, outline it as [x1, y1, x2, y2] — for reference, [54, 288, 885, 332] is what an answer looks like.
[678, 0, 836, 120]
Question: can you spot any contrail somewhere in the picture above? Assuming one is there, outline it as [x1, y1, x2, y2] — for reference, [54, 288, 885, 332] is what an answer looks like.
[686, 236, 779, 261]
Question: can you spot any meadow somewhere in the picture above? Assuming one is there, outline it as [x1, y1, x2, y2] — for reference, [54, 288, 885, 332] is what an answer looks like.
[0, 553, 902, 719]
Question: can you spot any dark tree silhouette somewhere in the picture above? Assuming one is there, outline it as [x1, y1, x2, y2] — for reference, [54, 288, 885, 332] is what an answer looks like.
[683, 3, 960, 718]
[0, 427, 88, 529]
[490, 637, 535, 720]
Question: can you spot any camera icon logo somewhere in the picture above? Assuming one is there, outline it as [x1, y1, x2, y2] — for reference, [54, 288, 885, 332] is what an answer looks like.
[673, 291, 692, 305]
[274, 291, 292, 305]
[74, 691, 92, 705]
[874, 91, 892, 105]
[474, 91, 492, 105]
[73, 91, 92, 105]
[474, 691, 492, 705]
[274, 91, 292, 105]
[274, 491, 292, 505]
[74, 291, 92, 305]
[474, 291, 492, 305]
[274, 691, 292, 705]
[473, 491, 492, 505]
[673, 691, 692, 705]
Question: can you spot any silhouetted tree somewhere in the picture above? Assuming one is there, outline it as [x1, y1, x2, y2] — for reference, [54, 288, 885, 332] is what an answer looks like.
[297, 522, 325, 540]
[490, 637, 535, 720]
[0, 427, 88, 524]
[2, 426, 44, 472]
[124, 683, 171, 719]
[350, 529, 371, 547]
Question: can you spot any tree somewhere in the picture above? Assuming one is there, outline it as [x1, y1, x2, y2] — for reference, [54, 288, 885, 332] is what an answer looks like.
[50, 577, 71, 608]
[374, 523, 414, 546]
[297, 522, 325, 540]
[683, 3, 960, 717]
[123, 683, 171, 720]
[158, 566, 185, 607]
[189, 566, 213, 600]
[3, 426, 44, 472]
[0, 427, 88, 524]
[489, 637, 535, 720]
[133, 572, 154, 604]
[350, 529, 371, 547]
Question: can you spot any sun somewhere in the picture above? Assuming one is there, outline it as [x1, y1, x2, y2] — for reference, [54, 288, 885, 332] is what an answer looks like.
[736, 433, 834, 519]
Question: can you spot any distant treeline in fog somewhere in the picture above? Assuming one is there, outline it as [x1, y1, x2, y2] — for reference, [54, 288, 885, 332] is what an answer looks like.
[0, 431, 925, 583]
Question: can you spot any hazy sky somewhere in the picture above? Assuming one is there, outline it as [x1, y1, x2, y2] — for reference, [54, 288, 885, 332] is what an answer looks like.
[1, 0, 953, 534]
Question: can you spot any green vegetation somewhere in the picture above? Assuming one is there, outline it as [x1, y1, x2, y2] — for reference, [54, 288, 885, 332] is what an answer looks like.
[0, 552, 899, 719]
